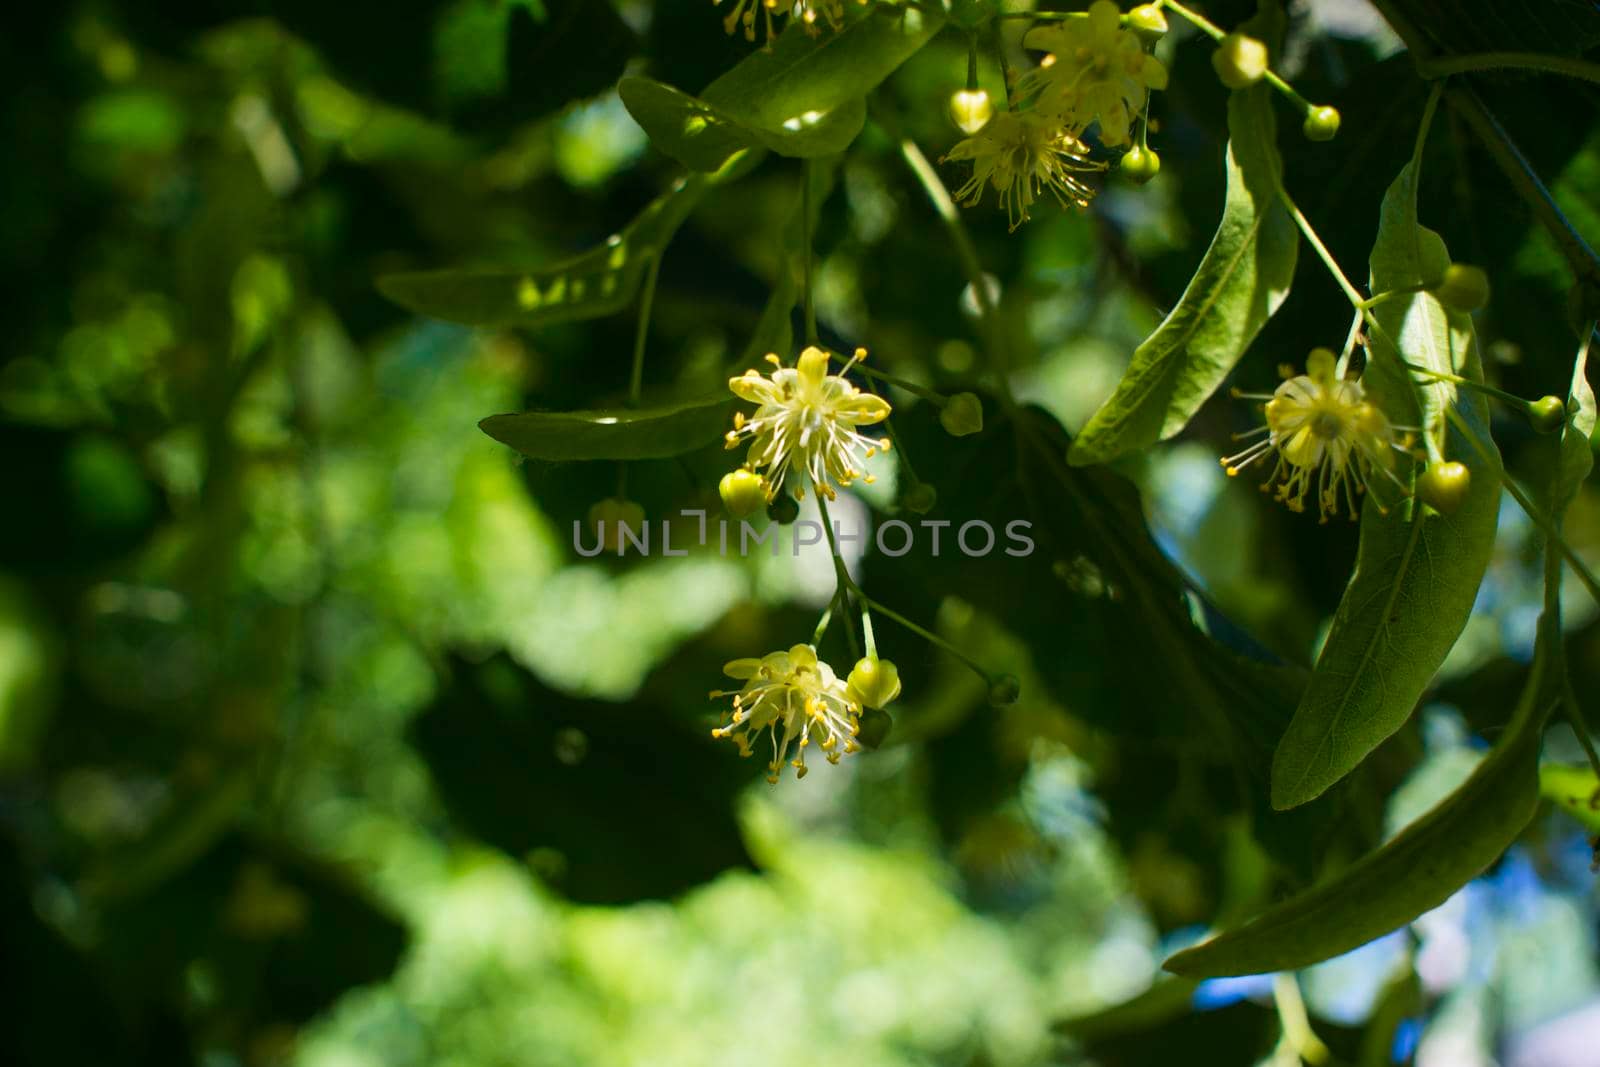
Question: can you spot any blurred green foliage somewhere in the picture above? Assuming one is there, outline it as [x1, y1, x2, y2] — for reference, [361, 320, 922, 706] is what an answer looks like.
[3, 2, 1600, 1066]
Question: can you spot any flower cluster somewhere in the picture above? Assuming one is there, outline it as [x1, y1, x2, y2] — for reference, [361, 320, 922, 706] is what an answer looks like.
[944, 0, 1167, 227]
[710, 644, 863, 782]
[1021, 1, 1170, 147]
[716, 0, 868, 46]
[725, 345, 891, 502]
[1221, 349, 1414, 522]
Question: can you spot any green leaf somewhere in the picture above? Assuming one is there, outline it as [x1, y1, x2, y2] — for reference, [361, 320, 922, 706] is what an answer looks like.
[1069, 83, 1296, 465]
[376, 173, 708, 327]
[478, 395, 733, 461]
[700, 4, 944, 136]
[476, 161, 833, 464]
[619, 76, 865, 171]
[621, 4, 940, 170]
[1380, 0, 1600, 56]
[1269, 161, 1500, 810]
[619, 78, 759, 172]
[1164, 627, 1552, 978]
[1056, 978, 1198, 1042]
[1558, 329, 1597, 510]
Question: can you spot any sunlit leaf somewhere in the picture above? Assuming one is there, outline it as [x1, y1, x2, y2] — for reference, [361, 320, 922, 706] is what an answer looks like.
[619, 76, 865, 170]
[1069, 82, 1296, 465]
[1270, 161, 1500, 810]
[1165, 622, 1552, 977]
[1558, 326, 1596, 508]
[1173, 266, 1587, 974]
[699, 3, 944, 138]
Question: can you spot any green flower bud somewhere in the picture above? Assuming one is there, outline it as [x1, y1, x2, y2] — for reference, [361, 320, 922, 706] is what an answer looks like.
[767, 493, 800, 525]
[1212, 33, 1270, 90]
[1431, 263, 1490, 313]
[856, 707, 893, 750]
[588, 498, 646, 553]
[902, 482, 938, 515]
[719, 468, 767, 518]
[848, 655, 902, 710]
[1126, 3, 1169, 37]
[948, 88, 994, 136]
[1528, 395, 1569, 434]
[988, 674, 1021, 706]
[1416, 460, 1471, 515]
[1302, 105, 1341, 142]
[1120, 145, 1161, 184]
[939, 392, 984, 437]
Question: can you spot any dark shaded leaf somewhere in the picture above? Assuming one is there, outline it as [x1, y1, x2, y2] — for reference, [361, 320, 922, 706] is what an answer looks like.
[1381, 0, 1600, 58]
[410, 654, 756, 904]
[377, 174, 707, 327]
[479, 394, 732, 461]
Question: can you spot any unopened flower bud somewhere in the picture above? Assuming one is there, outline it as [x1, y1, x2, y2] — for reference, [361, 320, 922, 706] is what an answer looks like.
[902, 483, 938, 515]
[588, 498, 646, 553]
[940, 392, 984, 437]
[1416, 460, 1471, 514]
[848, 656, 902, 710]
[719, 468, 767, 518]
[1126, 3, 1168, 37]
[1432, 264, 1490, 313]
[1302, 105, 1341, 142]
[988, 674, 1021, 706]
[1528, 395, 1568, 434]
[1212, 33, 1269, 90]
[1120, 144, 1161, 184]
[948, 88, 994, 135]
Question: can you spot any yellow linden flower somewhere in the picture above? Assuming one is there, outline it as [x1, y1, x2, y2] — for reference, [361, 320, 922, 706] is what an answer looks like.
[1221, 348, 1413, 522]
[725, 345, 891, 501]
[942, 110, 1103, 231]
[710, 644, 862, 783]
[1021, 0, 1170, 147]
[717, 0, 865, 45]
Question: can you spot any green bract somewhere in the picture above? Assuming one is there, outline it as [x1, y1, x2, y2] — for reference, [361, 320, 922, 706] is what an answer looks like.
[1071, 79, 1296, 465]
[1270, 161, 1501, 811]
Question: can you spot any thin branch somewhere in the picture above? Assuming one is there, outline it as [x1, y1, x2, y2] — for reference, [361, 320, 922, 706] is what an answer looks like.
[1421, 52, 1600, 86]
[1443, 85, 1600, 292]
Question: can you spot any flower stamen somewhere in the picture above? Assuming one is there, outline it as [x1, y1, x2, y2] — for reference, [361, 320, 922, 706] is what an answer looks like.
[1223, 348, 1417, 522]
